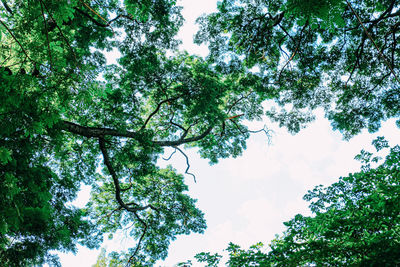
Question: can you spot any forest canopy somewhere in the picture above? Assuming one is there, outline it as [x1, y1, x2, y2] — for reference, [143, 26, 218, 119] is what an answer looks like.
[0, 0, 399, 266]
[178, 137, 400, 266]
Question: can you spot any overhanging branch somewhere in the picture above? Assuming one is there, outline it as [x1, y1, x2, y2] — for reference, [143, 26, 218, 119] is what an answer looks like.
[61, 119, 216, 150]
[61, 120, 140, 138]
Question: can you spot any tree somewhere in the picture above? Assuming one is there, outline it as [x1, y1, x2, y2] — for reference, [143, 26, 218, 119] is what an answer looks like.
[0, 0, 399, 266]
[266, 137, 400, 266]
[185, 137, 400, 266]
[196, 0, 400, 137]
[0, 0, 267, 265]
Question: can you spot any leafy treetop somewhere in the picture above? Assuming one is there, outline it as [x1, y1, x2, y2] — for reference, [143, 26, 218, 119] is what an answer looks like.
[1, 0, 399, 265]
[180, 137, 400, 266]
[196, 0, 400, 137]
[0, 0, 268, 265]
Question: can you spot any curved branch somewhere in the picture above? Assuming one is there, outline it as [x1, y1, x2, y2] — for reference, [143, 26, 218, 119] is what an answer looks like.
[248, 125, 273, 144]
[99, 137, 152, 214]
[230, 120, 272, 143]
[107, 13, 142, 25]
[99, 137, 130, 210]
[162, 147, 177, 160]
[174, 146, 196, 183]
[169, 120, 193, 141]
[140, 97, 179, 131]
[278, 21, 308, 82]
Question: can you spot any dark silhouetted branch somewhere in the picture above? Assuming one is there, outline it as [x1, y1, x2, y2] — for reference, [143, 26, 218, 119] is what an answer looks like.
[1, 0, 13, 15]
[140, 97, 179, 131]
[0, 19, 31, 61]
[163, 147, 177, 160]
[174, 146, 196, 183]
[61, 120, 139, 138]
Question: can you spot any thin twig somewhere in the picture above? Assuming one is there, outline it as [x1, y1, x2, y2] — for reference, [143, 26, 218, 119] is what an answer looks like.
[78, 0, 109, 25]
[163, 147, 177, 160]
[278, 46, 298, 79]
[248, 125, 273, 145]
[278, 22, 308, 82]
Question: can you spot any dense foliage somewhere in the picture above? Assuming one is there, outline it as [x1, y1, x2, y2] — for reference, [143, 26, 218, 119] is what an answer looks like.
[196, 0, 400, 137]
[183, 137, 400, 266]
[0, 0, 265, 265]
[0, 0, 399, 265]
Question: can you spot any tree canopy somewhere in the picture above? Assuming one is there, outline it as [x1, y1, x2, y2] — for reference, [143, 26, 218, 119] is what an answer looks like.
[0, 0, 399, 266]
[183, 137, 400, 266]
[196, 0, 400, 137]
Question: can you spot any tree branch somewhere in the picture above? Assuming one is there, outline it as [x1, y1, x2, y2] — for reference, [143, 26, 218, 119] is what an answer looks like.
[153, 126, 214, 147]
[99, 137, 133, 211]
[77, 0, 111, 28]
[41, 0, 78, 66]
[61, 120, 139, 138]
[61, 120, 214, 147]
[162, 147, 177, 160]
[0, 19, 32, 61]
[74, 7, 109, 28]
[174, 146, 196, 183]
[1, 0, 13, 15]
[140, 97, 179, 131]
[346, 0, 400, 84]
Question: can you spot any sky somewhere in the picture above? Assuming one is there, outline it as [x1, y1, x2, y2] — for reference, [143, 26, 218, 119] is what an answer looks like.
[58, 1, 400, 266]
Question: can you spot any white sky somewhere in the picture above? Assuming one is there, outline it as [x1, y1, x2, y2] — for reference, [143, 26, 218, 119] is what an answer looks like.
[58, 1, 400, 266]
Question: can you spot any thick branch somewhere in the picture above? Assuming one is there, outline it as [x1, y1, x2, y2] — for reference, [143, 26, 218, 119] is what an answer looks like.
[61, 120, 139, 138]
[61, 120, 214, 147]
[1, 0, 13, 15]
[99, 138, 159, 214]
[99, 137, 133, 211]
